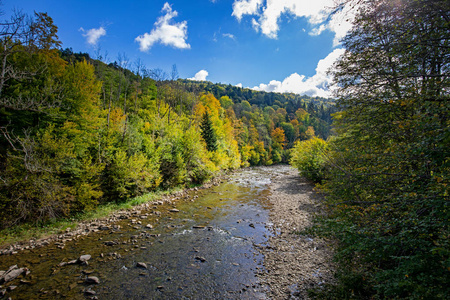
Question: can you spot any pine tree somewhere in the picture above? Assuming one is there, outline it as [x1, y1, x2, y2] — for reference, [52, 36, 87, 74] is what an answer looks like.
[200, 111, 217, 152]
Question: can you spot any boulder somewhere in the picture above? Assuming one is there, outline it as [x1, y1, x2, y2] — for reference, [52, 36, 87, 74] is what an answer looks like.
[0, 265, 27, 284]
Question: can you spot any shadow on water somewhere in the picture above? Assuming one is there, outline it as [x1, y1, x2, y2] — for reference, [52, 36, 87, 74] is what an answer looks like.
[0, 167, 290, 299]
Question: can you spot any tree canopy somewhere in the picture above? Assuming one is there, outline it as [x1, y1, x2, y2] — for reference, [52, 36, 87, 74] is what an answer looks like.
[297, 0, 450, 298]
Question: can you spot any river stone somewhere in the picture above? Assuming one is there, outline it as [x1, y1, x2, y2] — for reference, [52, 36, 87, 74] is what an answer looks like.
[104, 241, 117, 246]
[20, 279, 32, 285]
[78, 255, 91, 264]
[169, 208, 180, 213]
[1, 265, 26, 284]
[69, 282, 77, 290]
[0, 289, 6, 297]
[84, 288, 96, 295]
[136, 262, 147, 269]
[195, 256, 206, 262]
[192, 225, 205, 229]
[145, 224, 153, 229]
[85, 276, 100, 284]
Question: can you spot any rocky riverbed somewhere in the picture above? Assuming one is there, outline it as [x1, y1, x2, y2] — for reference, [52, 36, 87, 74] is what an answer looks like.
[256, 166, 335, 298]
[0, 165, 334, 299]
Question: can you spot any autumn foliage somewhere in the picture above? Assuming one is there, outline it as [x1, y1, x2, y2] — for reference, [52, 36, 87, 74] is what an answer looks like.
[0, 9, 335, 229]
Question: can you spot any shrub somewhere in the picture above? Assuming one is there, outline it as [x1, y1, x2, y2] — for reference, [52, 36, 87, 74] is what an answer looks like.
[289, 137, 328, 182]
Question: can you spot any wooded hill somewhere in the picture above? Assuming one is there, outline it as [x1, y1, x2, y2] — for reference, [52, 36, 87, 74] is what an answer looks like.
[0, 10, 334, 229]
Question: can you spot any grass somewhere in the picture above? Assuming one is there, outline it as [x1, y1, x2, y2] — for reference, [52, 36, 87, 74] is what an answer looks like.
[0, 187, 183, 248]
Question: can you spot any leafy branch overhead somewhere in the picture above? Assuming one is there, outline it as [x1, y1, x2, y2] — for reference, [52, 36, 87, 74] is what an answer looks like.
[290, 0, 449, 298]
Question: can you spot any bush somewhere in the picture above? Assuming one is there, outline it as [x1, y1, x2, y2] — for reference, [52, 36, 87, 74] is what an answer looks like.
[289, 137, 328, 182]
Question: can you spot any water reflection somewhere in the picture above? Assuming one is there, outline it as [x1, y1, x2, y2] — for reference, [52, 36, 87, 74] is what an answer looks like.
[0, 167, 290, 299]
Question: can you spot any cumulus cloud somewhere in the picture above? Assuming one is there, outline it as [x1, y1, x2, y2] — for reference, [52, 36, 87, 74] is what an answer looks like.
[232, 0, 354, 45]
[236, 83, 243, 88]
[80, 27, 106, 46]
[232, 0, 263, 21]
[135, 2, 190, 51]
[189, 70, 209, 81]
[252, 48, 345, 97]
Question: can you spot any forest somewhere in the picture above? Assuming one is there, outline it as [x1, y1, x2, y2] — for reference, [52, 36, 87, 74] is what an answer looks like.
[1, 0, 448, 298]
[0, 10, 334, 229]
[290, 0, 449, 298]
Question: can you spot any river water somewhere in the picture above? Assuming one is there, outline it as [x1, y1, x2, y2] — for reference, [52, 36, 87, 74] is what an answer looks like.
[0, 166, 294, 299]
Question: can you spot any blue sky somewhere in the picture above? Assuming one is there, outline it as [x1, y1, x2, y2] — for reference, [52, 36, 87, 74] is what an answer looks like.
[3, 0, 353, 97]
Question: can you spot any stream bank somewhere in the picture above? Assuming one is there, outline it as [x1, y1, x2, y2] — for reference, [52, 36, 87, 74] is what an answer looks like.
[256, 165, 335, 298]
[0, 165, 334, 299]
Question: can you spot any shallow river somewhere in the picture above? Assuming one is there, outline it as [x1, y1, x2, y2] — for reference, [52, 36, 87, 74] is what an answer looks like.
[0, 166, 295, 299]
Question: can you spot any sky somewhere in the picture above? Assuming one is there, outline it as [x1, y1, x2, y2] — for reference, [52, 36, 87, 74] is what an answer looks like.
[3, 0, 354, 98]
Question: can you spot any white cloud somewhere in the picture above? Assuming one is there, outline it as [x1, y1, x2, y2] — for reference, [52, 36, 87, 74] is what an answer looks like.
[251, 18, 260, 32]
[252, 48, 345, 97]
[80, 27, 106, 46]
[232, 0, 263, 21]
[223, 33, 236, 40]
[189, 70, 209, 81]
[232, 0, 355, 45]
[236, 83, 243, 88]
[135, 2, 190, 51]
